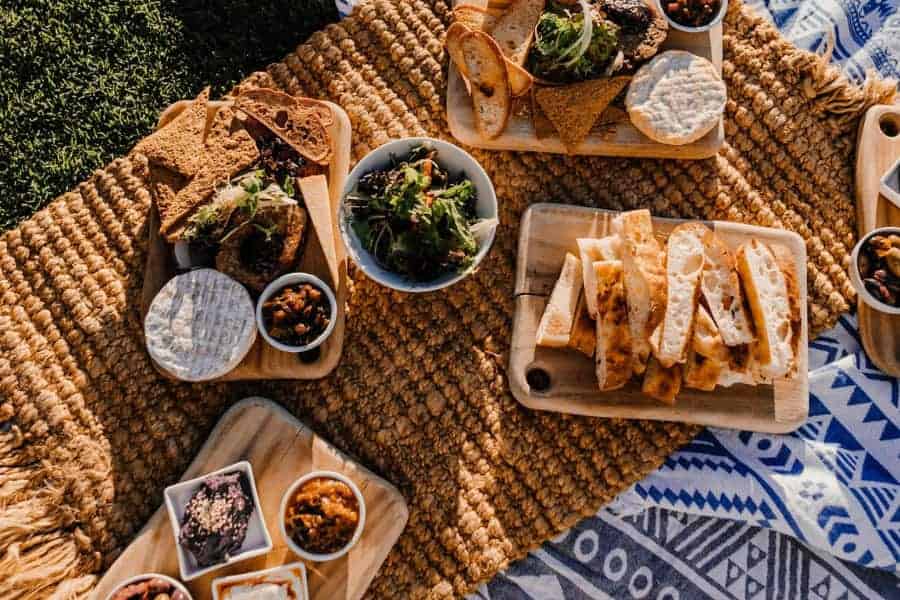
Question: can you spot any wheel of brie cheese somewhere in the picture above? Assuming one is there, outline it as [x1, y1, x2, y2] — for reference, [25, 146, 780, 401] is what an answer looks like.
[626, 50, 727, 146]
[145, 269, 257, 381]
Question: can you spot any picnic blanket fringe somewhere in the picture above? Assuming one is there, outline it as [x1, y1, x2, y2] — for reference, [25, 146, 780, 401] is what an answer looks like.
[0, 0, 897, 598]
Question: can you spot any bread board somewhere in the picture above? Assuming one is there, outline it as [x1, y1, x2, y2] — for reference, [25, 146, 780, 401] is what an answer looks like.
[139, 99, 351, 381]
[446, 0, 725, 159]
[92, 397, 409, 600]
[855, 104, 900, 377]
[510, 203, 808, 433]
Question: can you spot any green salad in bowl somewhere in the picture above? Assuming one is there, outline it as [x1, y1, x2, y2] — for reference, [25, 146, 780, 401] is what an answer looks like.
[341, 139, 498, 292]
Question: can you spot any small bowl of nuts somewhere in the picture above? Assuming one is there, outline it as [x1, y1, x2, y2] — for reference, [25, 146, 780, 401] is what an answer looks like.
[657, 0, 728, 33]
[257, 273, 337, 353]
[850, 227, 900, 315]
[104, 573, 192, 600]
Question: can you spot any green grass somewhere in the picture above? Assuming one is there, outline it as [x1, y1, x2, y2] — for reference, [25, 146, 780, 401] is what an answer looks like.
[0, 0, 338, 231]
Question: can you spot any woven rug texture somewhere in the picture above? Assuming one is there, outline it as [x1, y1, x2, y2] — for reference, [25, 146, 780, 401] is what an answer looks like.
[0, 0, 895, 598]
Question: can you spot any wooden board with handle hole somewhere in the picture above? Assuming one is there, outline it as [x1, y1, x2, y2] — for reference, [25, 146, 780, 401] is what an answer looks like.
[855, 104, 900, 376]
[92, 398, 409, 600]
[446, 0, 724, 158]
[510, 203, 809, 433]
[139, 99, 351, 381]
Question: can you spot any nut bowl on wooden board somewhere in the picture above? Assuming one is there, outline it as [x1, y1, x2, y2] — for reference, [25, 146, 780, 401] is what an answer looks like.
[510, 203, 809, 433]
[138, 91, 351, 382]
[854, 104, 900, 376]
[91, 398, 410, 600]
[446, 0, 725, 158]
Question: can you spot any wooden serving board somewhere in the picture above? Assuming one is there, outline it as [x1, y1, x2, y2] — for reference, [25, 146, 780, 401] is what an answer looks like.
[92, 398, 409, 600]
[855, 104, 900, 377]
[446, 0, 724, 159]
[510, 204, 809, 433]
[140, 100, 351, 381]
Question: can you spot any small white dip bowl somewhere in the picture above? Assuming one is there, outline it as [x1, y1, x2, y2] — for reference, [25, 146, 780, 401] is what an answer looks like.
[256, 272, 338, 353]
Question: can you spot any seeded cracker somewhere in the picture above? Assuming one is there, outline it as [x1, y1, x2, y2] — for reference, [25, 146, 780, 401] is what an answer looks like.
[134, 88, 209, 178]
[535, 76, 631, 150]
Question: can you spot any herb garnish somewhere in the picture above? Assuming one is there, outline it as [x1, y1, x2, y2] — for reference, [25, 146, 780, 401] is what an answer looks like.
[345, 145, 492, 282]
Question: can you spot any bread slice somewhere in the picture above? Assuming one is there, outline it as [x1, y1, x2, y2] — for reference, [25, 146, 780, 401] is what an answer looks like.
[568, 292, 596, 357]
[449, 23, 531, 97]
[655, 223, 707, 367]
[682, 305, 727, 391]
[461, 31, 511, 139]
[577, 236, 622, 318]
[642, 357, 681, 404]
[701, 230, 755, 346]
[534, 77, 631, 150]
[736, 239, 795, 379]
[489, 0, 545, 66]
[615, 210, 667, 375]
[134, 87, 209, 178]
[536, 253, 583, 347]
[683, 349, 722, 391]
[717, 343, 754, 387]
[594, 260, 632, 390]
[453, 4, 499, 31]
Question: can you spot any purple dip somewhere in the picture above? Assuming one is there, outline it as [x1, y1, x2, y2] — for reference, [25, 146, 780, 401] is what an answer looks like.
[178, 471, 254, 567]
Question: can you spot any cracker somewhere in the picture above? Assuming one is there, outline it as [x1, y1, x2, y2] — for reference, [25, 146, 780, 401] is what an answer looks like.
[134, 87, 209, 177]
[535, 76, 630, 150]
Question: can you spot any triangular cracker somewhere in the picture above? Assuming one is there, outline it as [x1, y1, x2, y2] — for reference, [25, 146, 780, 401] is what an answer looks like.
[535, 76, 631, 150]
[134, 87, 209, 177]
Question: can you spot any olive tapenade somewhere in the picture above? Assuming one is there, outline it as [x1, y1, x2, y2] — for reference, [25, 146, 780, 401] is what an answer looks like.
[858, 233, 900, 307]
[262, 282, 332, 347]
[664, 0, 722, 28]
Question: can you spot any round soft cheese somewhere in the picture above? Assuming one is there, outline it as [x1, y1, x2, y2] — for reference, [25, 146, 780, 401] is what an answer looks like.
[626, 50, 726, 146]
[145, 269, 257, 381]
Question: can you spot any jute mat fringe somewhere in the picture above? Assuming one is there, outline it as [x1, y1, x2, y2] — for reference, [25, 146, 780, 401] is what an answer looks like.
[0, 0, 895, 598]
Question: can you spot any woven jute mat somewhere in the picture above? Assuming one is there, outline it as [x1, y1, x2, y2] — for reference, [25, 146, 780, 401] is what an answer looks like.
[0, 0, 895, 598]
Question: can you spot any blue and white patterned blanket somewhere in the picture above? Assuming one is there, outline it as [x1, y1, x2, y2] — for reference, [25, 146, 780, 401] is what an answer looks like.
[334, 0, 900, 596]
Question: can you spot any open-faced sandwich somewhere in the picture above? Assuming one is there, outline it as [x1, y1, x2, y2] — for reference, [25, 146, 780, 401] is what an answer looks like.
[535, 209, 802, 404]
[446, 0, 726, 150]
[136, 87, 334, 291]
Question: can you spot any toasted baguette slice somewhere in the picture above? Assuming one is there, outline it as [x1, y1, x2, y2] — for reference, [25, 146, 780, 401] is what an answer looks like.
[489, 0, 545, 66]
[461, 31, 511, 139]
[736, 239, 795, 379]
[642, 357, 681, 404]
[701, 230, 755, 346]
[536, 253, 583, 347]
[655, 223, 707, 367]
[577, 236, 622, 318]
[453, 5, 500, 31]
[568, 292, 596, 357]
[613, 210, 667, 375]
[594, 261, 632, 390]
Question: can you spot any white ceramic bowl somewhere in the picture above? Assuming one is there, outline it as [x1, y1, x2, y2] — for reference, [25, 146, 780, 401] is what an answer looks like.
[164, 461, 273, 582]
[850, 227, 900, 315]
[103, 573, 192, 600]
[211, 562, 308, 600]
[256, 273, 338, 353]
[656, 0, 728, 33]
[339, 137, 499, 293]
[279, 470, 366, 562]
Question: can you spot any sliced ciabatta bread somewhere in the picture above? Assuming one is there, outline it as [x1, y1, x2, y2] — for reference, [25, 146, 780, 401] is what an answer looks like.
[736, 239, 795, 379]
[642, 357, 681, 404]
[613, 210, 667, 375]
[655, 223, 707, 368]
[577, 236, 622, 318]
[683, 349, 722, 391]
[568, 292, 596, 357]
[701, 230, 755, 346]
[683, 305, 727, 391]
[536, 252, 582, 347]
[594, 260, 632, 390]
[717, 344, 754, 387]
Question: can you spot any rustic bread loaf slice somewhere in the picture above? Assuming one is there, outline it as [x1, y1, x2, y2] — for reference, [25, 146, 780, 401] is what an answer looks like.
[683, 305, 727, 391]
[536, 252, 582, 347]
[593, 260, 631, 390]
[613, 210, 666, 375]
[461, 31, 511, 139]
[568, 292, 596, 357]
[736, 239, 796, 379]
[701, 230, 755, 346]
[489, 0, 545, 66]
[577, 236, 622, 318]
[655, 223, 707, 367]
[642, 357, 681, 404]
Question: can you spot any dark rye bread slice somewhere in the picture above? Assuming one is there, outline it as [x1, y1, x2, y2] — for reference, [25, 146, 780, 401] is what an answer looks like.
[134, 88, 209, 177]
[158, 105, 260, 242]
[535, 76, 630, 150]
[234, 88, 333, 165]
